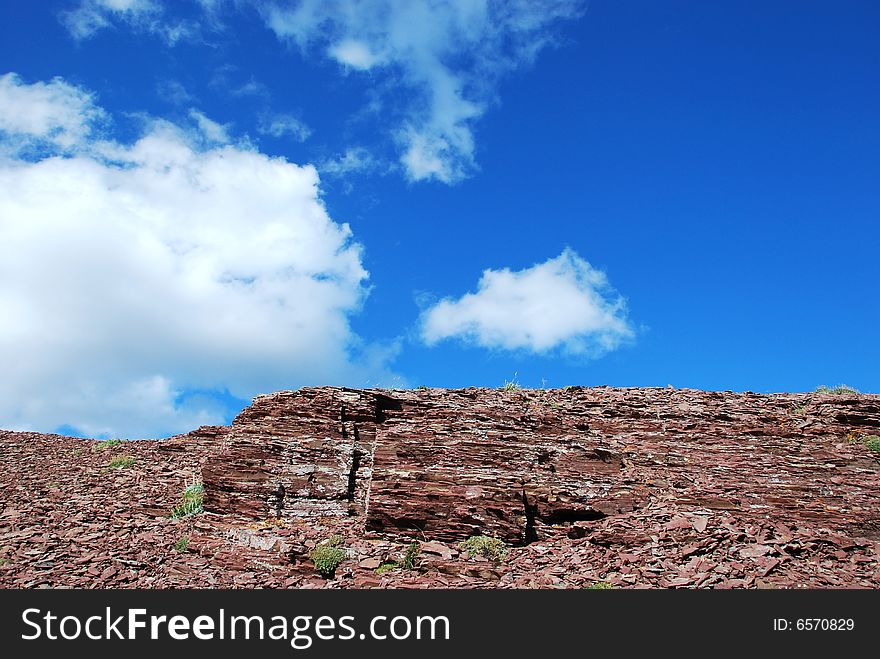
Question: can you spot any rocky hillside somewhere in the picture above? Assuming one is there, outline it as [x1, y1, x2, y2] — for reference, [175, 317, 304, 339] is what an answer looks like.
[1, 386, 878, 588]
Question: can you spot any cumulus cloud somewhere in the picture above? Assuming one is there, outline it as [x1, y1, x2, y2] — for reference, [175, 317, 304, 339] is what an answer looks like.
[60, 0, 194, 44]
[260, 0, 583, 183]
[421, 250, 634, 356]
[0, 74, 392, 438]
[0, 72, 106, 153]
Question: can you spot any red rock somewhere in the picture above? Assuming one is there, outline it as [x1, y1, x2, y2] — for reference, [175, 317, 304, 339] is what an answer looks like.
[420, 541, 456, 560]
[0, 386, 878, 589]
[739, 545, 772, 559]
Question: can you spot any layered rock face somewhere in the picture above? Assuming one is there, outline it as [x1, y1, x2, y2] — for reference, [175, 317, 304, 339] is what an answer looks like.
[202, 386, 880, 545]
[2, 386, 879, 588]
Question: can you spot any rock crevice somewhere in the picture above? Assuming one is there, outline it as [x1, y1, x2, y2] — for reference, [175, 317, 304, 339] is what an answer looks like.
[202, 387, 644, 543]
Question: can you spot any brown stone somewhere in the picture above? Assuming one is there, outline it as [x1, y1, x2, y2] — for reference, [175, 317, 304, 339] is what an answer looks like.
[1, 385, 878, 588]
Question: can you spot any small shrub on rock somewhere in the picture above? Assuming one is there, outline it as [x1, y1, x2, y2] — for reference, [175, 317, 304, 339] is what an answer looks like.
[310, 536, 346, 578]
[863, 435, 880, 453]
[815, 385, 859, 395]
[459, 535, 507, 561]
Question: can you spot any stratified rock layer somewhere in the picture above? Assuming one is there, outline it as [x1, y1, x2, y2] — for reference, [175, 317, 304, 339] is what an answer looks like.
[2, 386, 879, 589]
[203, 387, 880, 546]
[203, 388, 644, 543]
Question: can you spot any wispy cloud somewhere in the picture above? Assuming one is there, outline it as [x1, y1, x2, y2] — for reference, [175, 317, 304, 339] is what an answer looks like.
[260, 0, 583, 184]
[188, 108, 231, 143]
[257, 112, 312, 142]
[60, 0, 196, 44]
[156, 79, 196, 106]
[317, 146, 382, 177]
[210, 66, 271, 99]
[57, 1, 583, 183]
[232, 78, 271, 98]
[421, 249, 634, 356]
[0, 73, 396, 438]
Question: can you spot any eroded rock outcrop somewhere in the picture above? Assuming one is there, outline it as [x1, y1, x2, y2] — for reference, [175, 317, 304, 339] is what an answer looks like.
[2, 386, 878, 589]
[202, 387, 880, 546]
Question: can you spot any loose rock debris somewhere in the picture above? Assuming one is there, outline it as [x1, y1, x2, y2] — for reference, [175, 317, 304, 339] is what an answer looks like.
[1, 386, 878, 588]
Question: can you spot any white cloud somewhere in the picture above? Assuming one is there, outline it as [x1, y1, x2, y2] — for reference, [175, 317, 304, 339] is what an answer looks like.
[210, 66, 271, 99]
[421, 249, 634, 356]
[0, 74, 393, 438]
[60, 0, 194, 44]
[318, 146, 381, 177]
[156, 79, 196, 106]
[0, 72, 106, 152]
[233, 78, 270, 98]
[261, 0, 583, 183]
[257, 113, 312, 142]
[328, 39, 381, 70]
[188, 108, 231, 143]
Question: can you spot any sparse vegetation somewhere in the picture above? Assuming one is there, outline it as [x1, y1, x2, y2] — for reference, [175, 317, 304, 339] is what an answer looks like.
[846, 432, 880, 454]
[502, 373, 521, 392]
[815, 385, 860, 395]
[93, 439, 122, 452]
[171, 481, 205, 519]
[310, 536, 346, 578]
[375, 562, 398, 575]
[374, 542, 421, 576]
[416, 385, 429, 391]
[401, 542, 420, 569]
[174, 537, 190, 552]
[789, 404, 808, 417]
[250, 516, 287, 530]
[459, 535, 507, 561]
[587, 581, 612, 589]
[107, 455, 135, 469]
[863, 435, 880, 453]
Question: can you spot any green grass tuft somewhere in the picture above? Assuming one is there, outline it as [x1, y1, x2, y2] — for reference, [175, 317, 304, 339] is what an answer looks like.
[94, 439, 123, 452]
[375, 562, 398, 575]
[863, 435, 880, 453]
[587, 581, 613, 589]
[401, 542, 420, 569]
[107, 455, 135, 469]
[310, 537, 346, 578]
[815, 385, 860, 395]
[459, 535, 507, 561]
[174, 537, 190, 552]
[374, 542, 421, 576]
[171, 481, 205, 519]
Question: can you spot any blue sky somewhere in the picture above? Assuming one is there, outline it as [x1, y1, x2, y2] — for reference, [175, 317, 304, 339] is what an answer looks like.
[1, 1, 878, 438]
